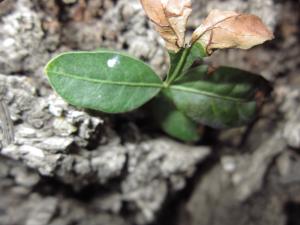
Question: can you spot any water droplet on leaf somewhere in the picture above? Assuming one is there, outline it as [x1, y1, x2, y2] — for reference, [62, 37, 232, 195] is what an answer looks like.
[107, 56, 120, 68]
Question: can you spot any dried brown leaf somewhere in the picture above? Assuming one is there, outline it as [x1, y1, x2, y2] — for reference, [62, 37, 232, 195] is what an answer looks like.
[140, 0, 192, 52]
[191, 10, 274, 54]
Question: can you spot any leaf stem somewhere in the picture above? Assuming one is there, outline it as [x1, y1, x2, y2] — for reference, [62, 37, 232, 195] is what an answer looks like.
[166, 47, 191, 86]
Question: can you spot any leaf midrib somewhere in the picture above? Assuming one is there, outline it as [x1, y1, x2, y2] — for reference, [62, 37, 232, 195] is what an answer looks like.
[169, 85, 250, 103]
[48, 71, 251, 103]
[47, 71, 164, 88]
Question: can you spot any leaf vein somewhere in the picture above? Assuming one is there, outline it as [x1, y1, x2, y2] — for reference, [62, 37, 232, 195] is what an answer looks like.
[170, 85, 249, 103]
[48, 71, 163, 88]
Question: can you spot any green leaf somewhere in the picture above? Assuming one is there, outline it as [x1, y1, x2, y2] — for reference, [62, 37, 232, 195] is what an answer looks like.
[188, 42, 207, 67]
[45, 51, 163, 113]
[151, 93, 201, 142]
[167, 42, 207, 81]
[165, 66, 271, 128]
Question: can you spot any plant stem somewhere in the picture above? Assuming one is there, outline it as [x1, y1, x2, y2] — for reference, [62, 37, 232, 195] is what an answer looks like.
[166, 47, 191, 86]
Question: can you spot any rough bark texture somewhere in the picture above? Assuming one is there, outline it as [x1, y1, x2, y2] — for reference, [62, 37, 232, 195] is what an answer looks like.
[1, 0, 300, 225]
[0, 73, 210, 225]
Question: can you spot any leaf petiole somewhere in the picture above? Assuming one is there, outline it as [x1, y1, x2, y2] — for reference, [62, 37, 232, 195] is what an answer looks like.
[165, 47, 191, 86]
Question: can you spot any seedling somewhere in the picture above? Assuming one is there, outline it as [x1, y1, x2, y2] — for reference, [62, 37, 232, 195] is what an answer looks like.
[45, 0, 273, 142]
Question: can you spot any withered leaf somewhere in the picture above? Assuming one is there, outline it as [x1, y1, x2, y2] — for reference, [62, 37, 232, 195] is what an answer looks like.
[191, 10, 274, 54]
[140, 0, 192, 52]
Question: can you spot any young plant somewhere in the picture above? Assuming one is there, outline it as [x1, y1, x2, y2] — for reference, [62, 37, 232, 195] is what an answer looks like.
[45, 0, 273, 142]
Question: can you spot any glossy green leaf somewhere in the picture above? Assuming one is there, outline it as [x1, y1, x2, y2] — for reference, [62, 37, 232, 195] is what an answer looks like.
[167, 43, 207, 81]
[166, 66, 271, 128]
[45, 51, 163, 113]
[151, 93, 201, 142]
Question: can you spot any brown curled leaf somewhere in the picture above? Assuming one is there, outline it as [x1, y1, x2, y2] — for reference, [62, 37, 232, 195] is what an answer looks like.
[191, 10, 274, 54]
[140, 0, 192, 52]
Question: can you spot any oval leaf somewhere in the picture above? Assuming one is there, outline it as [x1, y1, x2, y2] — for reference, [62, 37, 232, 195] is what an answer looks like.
[45, 51, 163, 113]
[166, 66, 271, 128]
[191, 10, 274, 54]
[151, 93, 201, 142]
